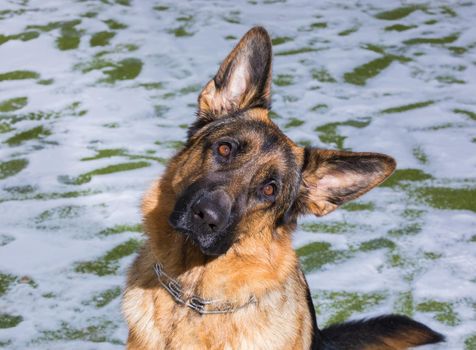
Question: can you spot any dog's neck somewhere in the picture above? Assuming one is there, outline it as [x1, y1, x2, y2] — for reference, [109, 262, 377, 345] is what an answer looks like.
[141, 179, 298, 304]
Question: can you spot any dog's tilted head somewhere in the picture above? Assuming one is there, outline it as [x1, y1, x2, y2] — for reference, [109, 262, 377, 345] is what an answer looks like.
[167, 27, 396, 256]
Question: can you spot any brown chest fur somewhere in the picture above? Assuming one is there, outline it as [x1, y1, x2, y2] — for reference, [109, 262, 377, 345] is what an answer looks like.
[123, 181, 313, 350]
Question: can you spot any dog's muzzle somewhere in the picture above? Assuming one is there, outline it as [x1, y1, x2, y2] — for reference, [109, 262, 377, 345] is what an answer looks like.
[190, 190, 231, 233]
[168, 187, 235, 255]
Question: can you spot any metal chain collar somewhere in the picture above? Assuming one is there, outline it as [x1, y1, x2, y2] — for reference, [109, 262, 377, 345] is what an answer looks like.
[153, 263, 256, 315]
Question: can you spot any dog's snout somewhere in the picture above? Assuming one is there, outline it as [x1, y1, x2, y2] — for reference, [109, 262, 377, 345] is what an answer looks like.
[191, 190, 231, 232]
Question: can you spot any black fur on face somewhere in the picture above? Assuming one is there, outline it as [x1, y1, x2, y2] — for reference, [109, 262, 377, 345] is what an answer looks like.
[169, 113, 301, 256]
[168, 177, 244, 256]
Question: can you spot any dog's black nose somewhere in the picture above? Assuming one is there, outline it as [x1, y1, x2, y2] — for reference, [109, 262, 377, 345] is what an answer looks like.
[191, 190, 231, 232]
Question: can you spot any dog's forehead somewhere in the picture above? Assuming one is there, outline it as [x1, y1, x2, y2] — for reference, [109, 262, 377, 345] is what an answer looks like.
[204, 110, 300, 157]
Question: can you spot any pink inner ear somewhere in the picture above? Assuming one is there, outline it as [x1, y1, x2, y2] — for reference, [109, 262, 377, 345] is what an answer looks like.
[317, 173, 342, 189]
[227, 63, 248, 100]
[318, 170, 364, 192]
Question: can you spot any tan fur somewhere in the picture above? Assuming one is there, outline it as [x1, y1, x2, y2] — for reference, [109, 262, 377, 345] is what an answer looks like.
[363, 330, 442, 350]
[123, 174, 313, 350]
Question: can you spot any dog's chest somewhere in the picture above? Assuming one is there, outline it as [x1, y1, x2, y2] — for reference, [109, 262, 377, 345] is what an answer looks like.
[123, 285, 312, 350]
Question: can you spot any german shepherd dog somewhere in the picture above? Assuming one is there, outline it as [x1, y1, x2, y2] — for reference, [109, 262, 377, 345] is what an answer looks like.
[123, 27, 444, 350]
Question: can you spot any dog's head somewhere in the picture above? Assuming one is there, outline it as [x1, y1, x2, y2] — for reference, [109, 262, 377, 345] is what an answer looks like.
[167, 27, 396, 256]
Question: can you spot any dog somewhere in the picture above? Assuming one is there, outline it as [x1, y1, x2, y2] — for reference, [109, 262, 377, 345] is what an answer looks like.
[123, 26, 444, 350]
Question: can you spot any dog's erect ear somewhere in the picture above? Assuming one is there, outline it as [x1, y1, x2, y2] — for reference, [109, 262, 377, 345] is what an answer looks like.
[190, 26, 272, 136]
[297, 148, 396, 216]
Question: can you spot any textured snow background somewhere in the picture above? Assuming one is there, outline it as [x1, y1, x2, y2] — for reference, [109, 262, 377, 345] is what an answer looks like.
[0, 0, 475, 349]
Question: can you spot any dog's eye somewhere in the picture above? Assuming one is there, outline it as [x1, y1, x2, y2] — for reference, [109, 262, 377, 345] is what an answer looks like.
[261, 183, 277, 198]
[217, 142, 232, 158]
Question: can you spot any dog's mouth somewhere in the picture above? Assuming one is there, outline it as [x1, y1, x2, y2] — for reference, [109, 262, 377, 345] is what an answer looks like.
[168, 187, 237, 256]
[170, 225, 231, 256]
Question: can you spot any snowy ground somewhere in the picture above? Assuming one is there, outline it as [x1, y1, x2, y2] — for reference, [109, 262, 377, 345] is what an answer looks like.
[0, 0, 475, 349]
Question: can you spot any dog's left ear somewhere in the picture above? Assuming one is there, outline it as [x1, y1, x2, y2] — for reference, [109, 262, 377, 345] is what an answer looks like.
[189, 26, 272, 137]
[297, 148, 396, 216]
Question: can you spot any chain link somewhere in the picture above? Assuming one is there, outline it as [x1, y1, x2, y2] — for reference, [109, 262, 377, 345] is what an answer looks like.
[154, 263, 256, 315]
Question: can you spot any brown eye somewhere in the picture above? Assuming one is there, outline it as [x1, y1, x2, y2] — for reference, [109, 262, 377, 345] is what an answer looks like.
[262, 184, 275, 197]
[217, 143, 231, 157]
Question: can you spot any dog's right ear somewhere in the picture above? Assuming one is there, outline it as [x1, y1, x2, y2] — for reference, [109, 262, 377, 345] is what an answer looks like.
[188, 26, 272, 138]
[295, 148, 396, 217]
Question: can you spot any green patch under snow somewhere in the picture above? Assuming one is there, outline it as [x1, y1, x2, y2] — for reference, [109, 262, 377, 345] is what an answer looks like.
[0, 273, 16, 296]
[78, 57, 143, 83]
[388, 223, 422, 236]
[27, 19, 81, 32]
[416, 300, 460, 326]
[0, 159, 28, 180]
[81, 148, 126, 161]
[61, 161, 151, 185]
[381, 100, 435, 114]
[0, 97, 28, 112]
[436, 75, 465, 84]
[414, 187, 476, 213]
[75, 238, 142, 276]
[374, 5, 425, 20]
[394, 291, 414, 316]
[301, 221, 359, 234]
[140, 82, 164, 90]
[271, 36, 293, 46]
[412, 146, 428, 164]
[424, 251, 442, 260]
[448, 46, 467, 55]
[0, 234, 14, 247]
[311, 67, 336, 83]
[169, 27, 194, 37]
[344, 55, 410, 86]
[309, 22, 327, 29]
[315, 119, 371, 149]
[341, 201, 375, 211]
[454, 108, 476, 121]
[275, 47, 317, 56]
[102, 58, 143, 83]
[55, 20, 82, 51]
[381, 168, 433, 187]
[0, 31, 39, 46]
[297, 242, 349, 273]
[0, 189, 99, 203]
[99, 224, 142, 236]
[310, 103, 329, 113]
[104, 19, 127, 30]
[80, 148, 166, 164]
[338, 27, 359, 36]
[90, 31, 115, 47]
[5, 126, 51, 146]
[403, 34, 459, 45]
[0, 314, 23, 329]
[284, 117, 304, 128]
[384, 24, 417, 32]
[0, 70, 39, 81]
[359, 238, 396, 251]
[155, 140, 184, 149]
[38, 320, 117, 343]
[153, 5, 169, 11]
[314, 291, 386, 327]
[90, 287, 122, 308]
[36, 205, 84, 224]
[273, 74, 294, 86]
[466, 335, 476, 350]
